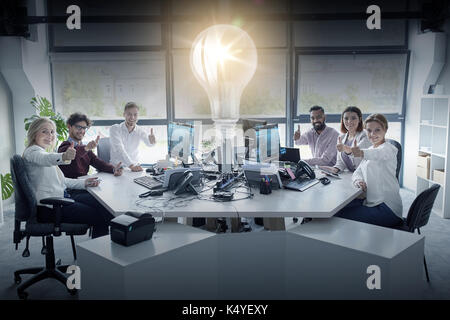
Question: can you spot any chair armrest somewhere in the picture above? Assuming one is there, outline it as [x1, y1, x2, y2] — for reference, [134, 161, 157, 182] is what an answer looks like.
[40, 197, 75, 206]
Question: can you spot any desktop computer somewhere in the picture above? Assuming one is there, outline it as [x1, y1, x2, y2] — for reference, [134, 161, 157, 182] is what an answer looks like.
[242, 119, 267, 160]
[243, 122, 281, 163]
[167, 122, 195, 164]
[255, 123, 281, 163]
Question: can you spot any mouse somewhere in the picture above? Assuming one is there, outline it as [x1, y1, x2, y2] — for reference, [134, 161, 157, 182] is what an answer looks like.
[319, 177, 331, 185]
[138, 189, 164, 198]
[146, 167, 155, 174]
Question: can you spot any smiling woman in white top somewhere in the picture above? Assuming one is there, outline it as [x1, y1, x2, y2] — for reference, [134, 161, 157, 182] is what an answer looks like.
[22, 118, 113, 238]
[335, 113, 403, 228]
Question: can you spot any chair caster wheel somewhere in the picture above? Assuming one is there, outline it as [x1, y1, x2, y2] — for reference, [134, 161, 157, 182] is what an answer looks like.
[18, 291, 28, 300]
[14, 275, 22, 284]
[293, 217, 298, 223]
[68, 289, 77, 296]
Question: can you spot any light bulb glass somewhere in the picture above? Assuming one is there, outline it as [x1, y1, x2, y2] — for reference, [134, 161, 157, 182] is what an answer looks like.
[190, 24, 258, 124]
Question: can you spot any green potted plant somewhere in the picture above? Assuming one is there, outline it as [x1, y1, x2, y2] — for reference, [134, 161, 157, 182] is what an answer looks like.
[1, 172, 14, 223]
[1, 172, 13, 201]
[24, 96, 68, 145]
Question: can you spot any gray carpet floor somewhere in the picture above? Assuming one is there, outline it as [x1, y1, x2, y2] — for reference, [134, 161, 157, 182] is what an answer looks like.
[1, 188, 449, 300]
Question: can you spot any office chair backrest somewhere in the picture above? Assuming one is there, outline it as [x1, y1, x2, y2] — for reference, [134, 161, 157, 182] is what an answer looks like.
[386, 139, 402, 180]
[405, 184, 440, 232]
[10, 155, 37, 223]
[97, 137, 111, 163]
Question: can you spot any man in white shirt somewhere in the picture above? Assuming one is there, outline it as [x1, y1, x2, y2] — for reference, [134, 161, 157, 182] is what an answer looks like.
[109, 102, 156, 172]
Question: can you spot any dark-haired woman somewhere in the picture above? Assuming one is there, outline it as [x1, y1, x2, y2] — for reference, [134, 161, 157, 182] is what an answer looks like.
[321, 106, 371, 174]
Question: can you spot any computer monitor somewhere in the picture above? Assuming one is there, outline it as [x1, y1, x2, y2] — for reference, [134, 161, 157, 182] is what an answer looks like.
[279, 147, 301, 163]
[242, 119, 267, 160]
[167, 122, 194, 163]
[255, 124, 281, 163]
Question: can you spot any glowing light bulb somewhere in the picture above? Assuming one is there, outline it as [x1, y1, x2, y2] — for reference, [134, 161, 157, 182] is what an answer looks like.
[190, 24, 257, 123]
[190, 24, 257, 170]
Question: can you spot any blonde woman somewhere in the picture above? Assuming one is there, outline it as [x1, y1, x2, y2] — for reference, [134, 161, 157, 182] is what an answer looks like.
[23, 118, 112, 238]
[335, 114, 403, 227]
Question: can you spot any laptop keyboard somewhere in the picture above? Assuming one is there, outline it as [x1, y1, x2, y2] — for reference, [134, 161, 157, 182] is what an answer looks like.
[285, 179, 319, 192]
[134, 176, 164, 190]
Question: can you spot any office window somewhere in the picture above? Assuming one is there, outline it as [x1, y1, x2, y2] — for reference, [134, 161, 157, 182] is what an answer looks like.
[292, 0, 407, 48]
[296, 53, 408, 115]
[172, 22, 212, 49]
[293, 20, 406, 48]
[172, 51, 209, 119]
[241, 22, 288, 48]
[241, 51, 287, 118]
[173, 50, 287, 119]
[48, 0, 162, 50]
[51, 23, 162, 48]
[51, 52, 167, 120]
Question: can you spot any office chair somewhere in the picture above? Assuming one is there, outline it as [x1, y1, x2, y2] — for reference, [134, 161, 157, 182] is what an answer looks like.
[97, 137, 111, 163]
[386, 139, 402, 180]
[393, 184, 440, 282]
[10, 155, 90, 299]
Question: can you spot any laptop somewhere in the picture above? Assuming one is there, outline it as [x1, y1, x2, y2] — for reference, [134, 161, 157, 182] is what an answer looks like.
[284, 178, 319, 192]
[279, 147, 301, 163]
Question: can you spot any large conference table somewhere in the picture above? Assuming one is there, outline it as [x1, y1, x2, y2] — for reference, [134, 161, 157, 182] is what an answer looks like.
[77, 168, 425, 300]
[85, 168, 362, 219]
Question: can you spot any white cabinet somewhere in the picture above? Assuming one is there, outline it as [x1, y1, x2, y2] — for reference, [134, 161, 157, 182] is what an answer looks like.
[417, 95, 450, 218]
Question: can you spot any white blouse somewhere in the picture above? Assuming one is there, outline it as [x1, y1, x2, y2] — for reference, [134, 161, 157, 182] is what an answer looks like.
[352, 142, 403, 218]
[23, 145, 85, 206]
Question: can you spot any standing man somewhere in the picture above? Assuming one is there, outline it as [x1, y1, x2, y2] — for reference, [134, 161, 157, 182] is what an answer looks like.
[109, 102, 157, 171]
[294, 105, 339, 166]
[58, 112, 123, 178]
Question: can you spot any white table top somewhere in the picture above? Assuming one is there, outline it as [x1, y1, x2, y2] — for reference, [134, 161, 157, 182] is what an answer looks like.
[85, 169, 361, 218]
[77, 222, 215, 267]
[289, 217, 424, 259]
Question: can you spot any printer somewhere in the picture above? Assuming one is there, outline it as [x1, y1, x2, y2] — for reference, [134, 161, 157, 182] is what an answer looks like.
[110, 211, 156, 246]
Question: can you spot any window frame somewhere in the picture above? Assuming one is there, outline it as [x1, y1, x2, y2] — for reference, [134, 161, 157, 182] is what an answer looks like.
[292, 49, 410, 184]
[47, 0, 411, 185]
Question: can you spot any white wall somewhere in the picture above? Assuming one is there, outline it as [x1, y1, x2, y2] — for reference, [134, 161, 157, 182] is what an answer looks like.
[0, 37, 36, 155]
[0, 1, 52, 155]
[403, 20, 449, 191]
[436, 22, 450, 94]
[0, 73, 15, 209]
[22, 23, 52, 101]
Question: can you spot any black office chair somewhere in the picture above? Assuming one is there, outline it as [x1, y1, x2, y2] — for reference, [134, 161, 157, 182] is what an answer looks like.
[393, 184, 440, 282]
[386, 139, 402, 180]
[97, 137, 111, 163]
[10, 155, 90, 299]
